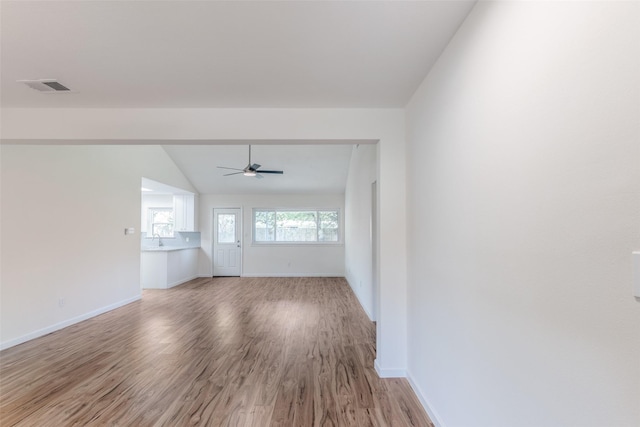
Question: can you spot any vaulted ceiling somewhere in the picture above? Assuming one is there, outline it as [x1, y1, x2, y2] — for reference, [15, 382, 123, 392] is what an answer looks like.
[162, 144, 355, 194]
[1, 0, 476, 193]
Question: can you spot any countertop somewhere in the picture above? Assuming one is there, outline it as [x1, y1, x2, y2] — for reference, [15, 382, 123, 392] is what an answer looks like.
[141, 246, 199, 252]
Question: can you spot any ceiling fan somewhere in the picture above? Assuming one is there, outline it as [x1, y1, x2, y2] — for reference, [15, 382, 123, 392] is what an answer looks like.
[217, 145, 284, 179]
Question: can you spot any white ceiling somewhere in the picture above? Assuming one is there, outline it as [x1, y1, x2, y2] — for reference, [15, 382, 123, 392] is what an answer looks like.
[141, 176, 194, 195]
[1, 0, 476, 194]
[1, 0, 476, 108]
[162, 144, 355, 194]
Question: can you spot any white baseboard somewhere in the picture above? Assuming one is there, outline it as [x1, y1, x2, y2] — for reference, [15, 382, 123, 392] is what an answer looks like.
[0, 295, 141, 351]
[345, 277, 374, 321]
[374, 359, 407, 378]
[240, 273, 343, 278]
[406, 370, 447, 427]
[167, 274, 200, 288]
[358, 299, 373, 321]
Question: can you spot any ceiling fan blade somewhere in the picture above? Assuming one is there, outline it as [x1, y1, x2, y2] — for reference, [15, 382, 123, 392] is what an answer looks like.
[217, 166, 244, 171]
[219, 146, 283, 177]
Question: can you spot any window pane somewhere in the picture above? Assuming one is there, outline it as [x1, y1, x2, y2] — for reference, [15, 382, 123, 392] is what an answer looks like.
[276, 211, 317, 242]
[319, 211, 339, 242]
[152, 209, 173, 224]
[253, 209, 339, 244]
[152, 223, 173, 238]
[150, 208, 174, 237]
[254, 211, 275, 242]
[217, 214, 236, 243]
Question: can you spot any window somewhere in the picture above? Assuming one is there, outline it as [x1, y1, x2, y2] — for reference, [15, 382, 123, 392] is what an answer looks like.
[253, 209, 340, 243]
[148, 207, 174, 238]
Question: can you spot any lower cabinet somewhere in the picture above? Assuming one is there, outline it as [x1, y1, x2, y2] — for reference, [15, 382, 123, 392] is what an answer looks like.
[141, 248, 199, 289]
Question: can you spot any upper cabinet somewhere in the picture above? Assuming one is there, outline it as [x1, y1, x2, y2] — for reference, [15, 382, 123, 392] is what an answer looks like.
[173, 194, 195, 232]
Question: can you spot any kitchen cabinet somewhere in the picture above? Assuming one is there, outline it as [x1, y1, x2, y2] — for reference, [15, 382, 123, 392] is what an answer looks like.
[141, 248, 198, 289]
[173, 194, 195, 232]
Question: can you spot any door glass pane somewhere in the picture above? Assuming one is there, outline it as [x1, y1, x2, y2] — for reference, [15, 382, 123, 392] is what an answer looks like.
[218, 214, 236, 243]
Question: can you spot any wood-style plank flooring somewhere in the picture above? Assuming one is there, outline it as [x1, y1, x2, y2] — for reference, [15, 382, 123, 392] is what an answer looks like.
[0, 277, 433, 426]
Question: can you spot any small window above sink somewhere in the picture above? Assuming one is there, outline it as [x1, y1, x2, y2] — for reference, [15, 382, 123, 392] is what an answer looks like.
[149, 207, 174, 238]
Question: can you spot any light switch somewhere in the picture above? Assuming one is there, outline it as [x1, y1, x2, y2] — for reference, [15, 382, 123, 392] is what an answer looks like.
[633, 252, 640, 298]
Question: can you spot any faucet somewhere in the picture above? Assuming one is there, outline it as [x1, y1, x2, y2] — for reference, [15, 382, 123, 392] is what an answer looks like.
[152, 233, 164, 247]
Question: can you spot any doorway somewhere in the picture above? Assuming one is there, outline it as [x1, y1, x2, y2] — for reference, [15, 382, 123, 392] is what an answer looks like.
[213, 208, 242, 276]
[371, 180, 379, 321]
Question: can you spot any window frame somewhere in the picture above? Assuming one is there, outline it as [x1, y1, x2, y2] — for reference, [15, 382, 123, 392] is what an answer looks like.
[252, 208, 342, 245]
[147, 207, 175, 238]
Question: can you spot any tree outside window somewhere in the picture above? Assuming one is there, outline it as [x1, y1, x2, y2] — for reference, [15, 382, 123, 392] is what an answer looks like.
[253, 209, 340, 243]
[148, 208, 174, 238]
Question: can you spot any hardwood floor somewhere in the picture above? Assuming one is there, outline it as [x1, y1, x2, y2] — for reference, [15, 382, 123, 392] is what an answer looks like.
[0, 277, 433, 426]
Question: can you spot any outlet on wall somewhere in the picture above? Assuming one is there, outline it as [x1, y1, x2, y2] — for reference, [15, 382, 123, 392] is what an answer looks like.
[58, 298, 65, 308]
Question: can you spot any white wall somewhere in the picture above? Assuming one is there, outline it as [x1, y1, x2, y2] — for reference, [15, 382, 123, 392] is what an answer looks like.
[405, 2, 640, 426]
[0, 145, 196, 349]
[198, 193, 345, 277]
[1, 108, 408, 374]
[344, 144, 378, 320]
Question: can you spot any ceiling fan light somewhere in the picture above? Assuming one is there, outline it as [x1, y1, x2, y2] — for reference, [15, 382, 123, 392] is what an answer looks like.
[243, 171, 256, 177]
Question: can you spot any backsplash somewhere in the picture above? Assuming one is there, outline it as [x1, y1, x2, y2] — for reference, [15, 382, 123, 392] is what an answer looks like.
[141, 231, 201, 249]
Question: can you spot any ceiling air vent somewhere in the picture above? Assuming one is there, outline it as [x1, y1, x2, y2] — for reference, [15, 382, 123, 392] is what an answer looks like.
[17, 79, 73, 92]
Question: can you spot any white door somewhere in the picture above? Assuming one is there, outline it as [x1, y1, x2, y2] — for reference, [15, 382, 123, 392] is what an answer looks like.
[213, 208, 242, 276]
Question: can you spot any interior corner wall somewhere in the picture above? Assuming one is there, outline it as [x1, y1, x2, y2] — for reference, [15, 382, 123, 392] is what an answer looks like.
[0, 145, 196, 349]
[404, 2, 640, 426]
[198, 193, 345, 277]
[344, 144, 377, 320]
